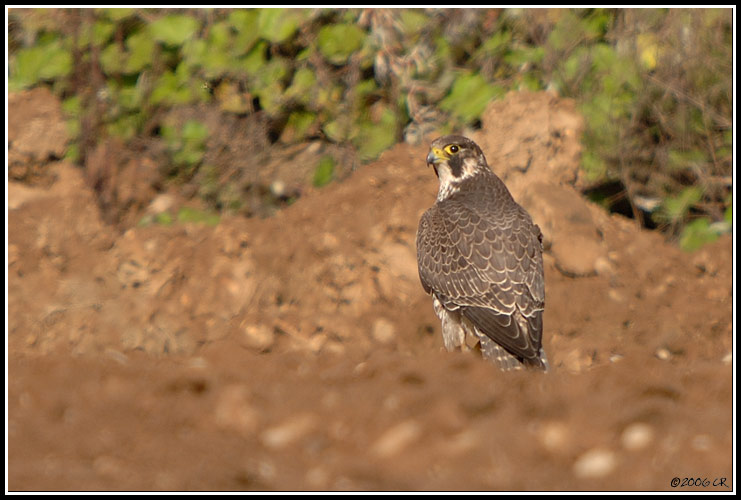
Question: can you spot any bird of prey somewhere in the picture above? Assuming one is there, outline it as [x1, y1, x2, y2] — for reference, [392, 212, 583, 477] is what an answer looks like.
[416, 135, 548, 371]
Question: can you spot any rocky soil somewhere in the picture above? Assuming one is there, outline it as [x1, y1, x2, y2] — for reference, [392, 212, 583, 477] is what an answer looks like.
[7, 88, 733, 492]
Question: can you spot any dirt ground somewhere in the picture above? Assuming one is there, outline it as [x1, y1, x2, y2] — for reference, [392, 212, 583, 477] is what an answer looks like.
[7, 89, 734, 492]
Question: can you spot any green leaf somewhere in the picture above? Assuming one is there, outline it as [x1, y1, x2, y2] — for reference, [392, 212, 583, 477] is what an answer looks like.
[125, 30, 156, 73]
[356, 107, 397, 162]
[581, 149, 608, 182]
[117, 82, 143, 111]
[254, 82, 285, 115]
[100, 8, 134, 22]
[478, 30, 512, 58]
[78, 19, 116, 48]
[323, 118, 347, 143]
[284, 110, 316, 141]
[440, 72, 502, 124]
[656, 186, 704, 223]
[154, 212, 174, 226]
[317, 24, 366, 64]
[680, 218, 719, 252]
[285, 67, 317, 102]
[99, 42, 125, 74]
[10, 39, 72, 90]
[399, 9, 429, 36]
[106, 114, 143, 140]
[150, 14, 200, 46]
[181, 120, 209, 143]
[229, 10, 260, 55]
[252, 57, 289, 90]
[504, 46, 544, 67]
[313, 155, 336, 187]
[177, 206, 220, 226]
[149, 63, 206, 106]
[667, 148, 707, 171]
[61, 96, 82, 117]
[257, 8, 301, 44]
[238, 41, 267, 75]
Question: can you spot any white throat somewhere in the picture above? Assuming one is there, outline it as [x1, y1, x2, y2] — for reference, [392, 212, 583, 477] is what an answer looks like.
[435, 157, 481, 201]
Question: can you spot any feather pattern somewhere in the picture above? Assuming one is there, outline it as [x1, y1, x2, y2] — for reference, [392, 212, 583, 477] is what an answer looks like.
[417, 135, 548, 371]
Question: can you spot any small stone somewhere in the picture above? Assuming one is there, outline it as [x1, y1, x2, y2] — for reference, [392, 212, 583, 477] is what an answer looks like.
[261, 413, 317, 450]
[655, 347, 672, 361]
[372, 318, 396, 344]
[146, 193, 176, 215]
[270, 180, 286, 198]
[444, 429, 480, 455]
[608, 289, 625, 303]
[563, 348, 593, 373]
[573, 448, 617, 479]
[609, 353, 624, 363]
[538, 421, 570, 453]
[594, 256, 614, 276]
[241, 324, 275, 351]
[621, 423, 654, 451]
[371, 419, 422, 458]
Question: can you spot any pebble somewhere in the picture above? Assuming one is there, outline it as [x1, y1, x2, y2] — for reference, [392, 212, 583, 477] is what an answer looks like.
[240, 324, 275, 351]
[261, 413, 317, 450]
[538, 421, 571, 454]
[655, 347, 672, 361]
[621, 423, 654, 451]
[372, 318, 396, 344]
[371, 419, 422, 458]
[573, 448, 617, 479]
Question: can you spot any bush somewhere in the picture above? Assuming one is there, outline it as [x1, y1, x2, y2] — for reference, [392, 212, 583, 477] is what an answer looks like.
[8, 8, 732, 249]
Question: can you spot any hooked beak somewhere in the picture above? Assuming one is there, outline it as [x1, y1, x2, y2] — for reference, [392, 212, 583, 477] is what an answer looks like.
[426, 150, 438, 166]
[426, 147, 444, 166]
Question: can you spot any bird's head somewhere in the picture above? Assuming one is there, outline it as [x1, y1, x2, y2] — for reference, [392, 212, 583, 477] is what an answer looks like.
[426, 135, 489, 199]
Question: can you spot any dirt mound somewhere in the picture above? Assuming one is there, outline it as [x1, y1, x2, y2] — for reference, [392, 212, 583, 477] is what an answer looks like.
[8, 89, 733, 491]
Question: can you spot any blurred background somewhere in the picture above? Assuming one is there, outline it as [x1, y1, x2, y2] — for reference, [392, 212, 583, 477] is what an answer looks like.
[7, 7, 733, 249]
[7, 7, 734, 492]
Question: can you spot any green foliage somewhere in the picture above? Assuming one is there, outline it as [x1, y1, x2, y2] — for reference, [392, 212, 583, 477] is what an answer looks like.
[355, 108, 398, 162]
[313, 155, 335, 187]
[317, 24, 366, 64]
[162, 120, 210, 179]
[440, 73, 504, 125]
[257, 8, 303, 44]
[10, 36, 72, 90]
[138, 207, 219, 227]
[8, 8, 731, 250]
[177, 206, 221, 226]
[653, 186, 703, 225]
[150, 14, 200, 46]
[679, 218, 719, 252]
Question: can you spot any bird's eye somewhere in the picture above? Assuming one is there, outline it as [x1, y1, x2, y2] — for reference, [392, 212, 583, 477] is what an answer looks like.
[446, 144, 459, 154]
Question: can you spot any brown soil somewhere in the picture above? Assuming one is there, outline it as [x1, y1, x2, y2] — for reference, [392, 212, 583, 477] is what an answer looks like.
[7, 88, 734, 492]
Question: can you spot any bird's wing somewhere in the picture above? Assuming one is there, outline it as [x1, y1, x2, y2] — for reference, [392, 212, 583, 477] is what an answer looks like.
[416, 200, 544, 363]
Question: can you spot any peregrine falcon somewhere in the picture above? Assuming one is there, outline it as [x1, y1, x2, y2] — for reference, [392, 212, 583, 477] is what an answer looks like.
[416, 135, 548, 371]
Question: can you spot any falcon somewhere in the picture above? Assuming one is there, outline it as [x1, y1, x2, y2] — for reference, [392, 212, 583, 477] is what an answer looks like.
[416, 135, 548, 371]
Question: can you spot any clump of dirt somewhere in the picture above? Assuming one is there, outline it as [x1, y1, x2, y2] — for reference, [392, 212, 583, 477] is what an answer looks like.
[8, 89, 733, 492]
